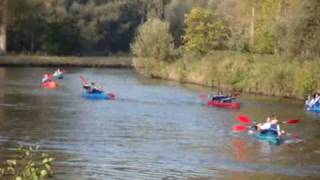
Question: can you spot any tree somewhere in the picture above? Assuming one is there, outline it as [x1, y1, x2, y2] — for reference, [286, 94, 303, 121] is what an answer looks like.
[164, 0, 194, 46]
[131, 18, 174, 61]
[183, 7, 229, 54]
[278, 0, 320, 58]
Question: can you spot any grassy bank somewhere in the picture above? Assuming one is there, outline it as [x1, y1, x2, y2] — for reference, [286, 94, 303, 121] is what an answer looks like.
[134, 51, 320, 99]
[0, 55, 132, 68]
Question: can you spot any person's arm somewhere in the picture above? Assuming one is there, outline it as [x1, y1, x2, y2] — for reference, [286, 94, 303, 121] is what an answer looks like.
[277, 124, 281, 136]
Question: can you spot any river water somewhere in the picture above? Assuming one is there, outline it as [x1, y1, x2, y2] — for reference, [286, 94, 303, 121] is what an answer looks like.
[0, 68, 319, 180]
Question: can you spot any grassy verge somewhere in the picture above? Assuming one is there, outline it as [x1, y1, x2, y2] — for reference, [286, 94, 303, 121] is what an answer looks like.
[134, 51, 320, 99]
[0, 55, 132, 68]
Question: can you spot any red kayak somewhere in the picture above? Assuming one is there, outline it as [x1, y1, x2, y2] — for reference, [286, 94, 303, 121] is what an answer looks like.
[41, 81, 59, 89]
[207, 100, 240, 109]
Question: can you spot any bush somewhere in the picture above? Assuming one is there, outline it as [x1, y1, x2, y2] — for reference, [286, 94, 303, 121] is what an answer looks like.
[0, 146, 54, 180]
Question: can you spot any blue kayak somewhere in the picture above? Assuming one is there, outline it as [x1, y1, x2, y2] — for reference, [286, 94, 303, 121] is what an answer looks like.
[256, 130, 281, 145]
[306, 106, 320, 112]
[81, 92, 115, 100]
[57, 74, 64, 79]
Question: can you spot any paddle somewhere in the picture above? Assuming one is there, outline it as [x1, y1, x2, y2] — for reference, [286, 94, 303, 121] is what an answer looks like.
[236, 115, 300, 125]
[80, 75, 105, 92]
[233, 125, 249, 132]
[282, 119, 300, 124]
[199, 94, 209, 99]
[199, 93, 239, 100]
[237, 115, 253, 124]
[80, 75, 89, 85]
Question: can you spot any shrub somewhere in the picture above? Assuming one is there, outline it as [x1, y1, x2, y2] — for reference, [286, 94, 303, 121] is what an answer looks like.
[0, 146, 54, 180]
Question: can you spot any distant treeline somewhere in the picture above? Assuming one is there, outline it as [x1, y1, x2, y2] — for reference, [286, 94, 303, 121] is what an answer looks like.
[0, 0, 170, 55]
[1, 0, 319, 58]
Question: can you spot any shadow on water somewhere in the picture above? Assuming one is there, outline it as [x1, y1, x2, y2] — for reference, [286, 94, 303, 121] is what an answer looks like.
[0, 68, 319, 179]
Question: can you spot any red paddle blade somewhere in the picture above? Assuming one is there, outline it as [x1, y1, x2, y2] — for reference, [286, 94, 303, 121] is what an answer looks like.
[286, 119, 300, 124]
[198, 94, 208, 99]
[233, 125, 248, 132]
[80, 75, 89, 85]
[107, 93, 116, 100]
[232, 92, 241, 97]
[237, 115, 252, 124]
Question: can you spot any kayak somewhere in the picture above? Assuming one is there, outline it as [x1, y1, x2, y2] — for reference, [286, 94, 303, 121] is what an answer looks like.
[41, 81, 58, 89]
[207, 100, 240, 109]
[82, 92, 115, 100]
[256, 131, 281, 145]
[306, 106, 320, 112]
[56, 74, 64, 79]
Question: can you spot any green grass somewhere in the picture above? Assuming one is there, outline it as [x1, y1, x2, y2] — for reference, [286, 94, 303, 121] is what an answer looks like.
[0, 55, 132, 68]
[134, 51, 320, 99]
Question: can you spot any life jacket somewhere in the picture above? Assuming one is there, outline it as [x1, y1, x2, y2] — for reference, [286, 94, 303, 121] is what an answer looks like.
[269, 124, 278, 132]
[212, 95, 229, 101]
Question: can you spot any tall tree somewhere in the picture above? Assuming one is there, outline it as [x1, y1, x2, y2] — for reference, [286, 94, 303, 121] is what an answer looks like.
[183, 7, 229, 54]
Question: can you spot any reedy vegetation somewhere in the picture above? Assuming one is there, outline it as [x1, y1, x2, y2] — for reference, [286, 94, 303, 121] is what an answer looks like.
[132, 0, 320, 99]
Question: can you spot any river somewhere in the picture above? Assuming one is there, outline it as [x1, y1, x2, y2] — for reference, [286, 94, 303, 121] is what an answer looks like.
[0, 67, 319, 179]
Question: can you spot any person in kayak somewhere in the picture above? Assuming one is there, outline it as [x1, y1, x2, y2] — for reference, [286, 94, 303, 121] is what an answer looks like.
[308, 93, 320, 107]
[211, 93, 233, 102]
[255, 116, 271, 131]
[53, 68, 64, 77]
[260, 116, 285, 136]
[220, 95, 235, 103]
[83, 82, 104, 94]
[305, 95, 312, 108]
[42, 73, 53, 83]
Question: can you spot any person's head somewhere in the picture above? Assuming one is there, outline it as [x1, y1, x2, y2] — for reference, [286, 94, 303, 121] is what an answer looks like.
[270, 119, 278, 124]
[266, 116, 271, 122]
[91, 82, 95, 86]
[270, 115, 278, 124]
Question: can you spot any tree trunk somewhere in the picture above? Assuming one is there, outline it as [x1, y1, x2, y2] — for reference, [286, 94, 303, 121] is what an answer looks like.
[250, 5, 255, 49]
[159, 0, 164, 19]
[0, 0, 8, 54]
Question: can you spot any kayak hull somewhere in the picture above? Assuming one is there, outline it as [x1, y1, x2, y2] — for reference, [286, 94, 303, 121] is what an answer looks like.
[256, 133, 281, 145]
[82, 92, 115, 100]
[207, 100, 240, 109]
[249, 129, 302, 145]
[306, 106, 320, 112]
[41, 81, 58, 89]
[57, 74, 64, 79]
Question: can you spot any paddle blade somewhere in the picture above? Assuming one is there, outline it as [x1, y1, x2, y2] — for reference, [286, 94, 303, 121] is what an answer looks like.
[232, 92, 241, 97]
[286, 119, 300, 124]
[107, 93, 116, 100]
[233, 125, 248, 133]
[198, 94, 209, 99]
[80, 75, 89, 85]
[237, 115, 252, 124]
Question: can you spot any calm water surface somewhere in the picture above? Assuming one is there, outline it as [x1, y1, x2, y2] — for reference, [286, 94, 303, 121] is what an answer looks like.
[0, 68, 319, 180]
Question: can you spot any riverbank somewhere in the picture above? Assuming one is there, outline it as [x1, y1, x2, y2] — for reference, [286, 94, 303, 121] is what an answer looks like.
[133, 51, 320, 100]
[0, 55, 132, 68]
